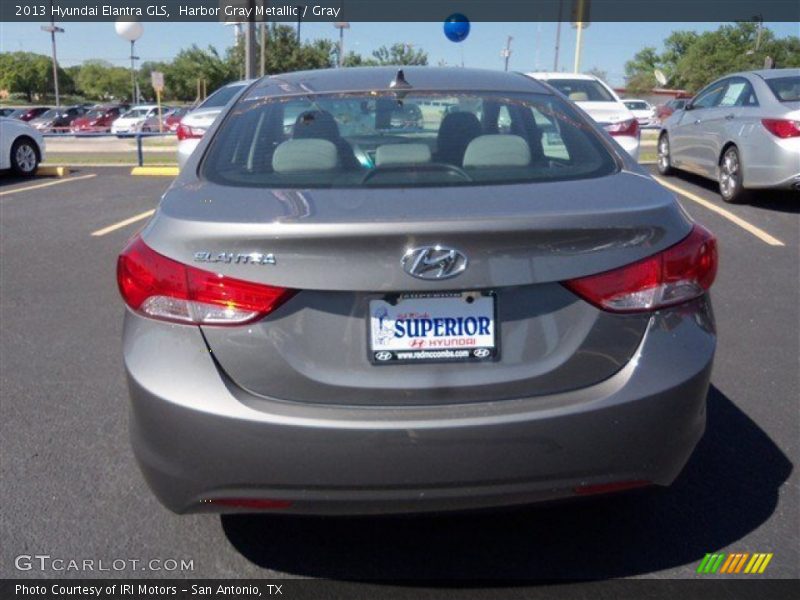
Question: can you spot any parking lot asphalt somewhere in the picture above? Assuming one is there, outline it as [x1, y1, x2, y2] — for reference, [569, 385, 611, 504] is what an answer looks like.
[0, 167, 797, 582]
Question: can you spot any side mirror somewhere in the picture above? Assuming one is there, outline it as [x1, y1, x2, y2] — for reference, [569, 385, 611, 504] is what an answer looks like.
[683, 102, 693, 111]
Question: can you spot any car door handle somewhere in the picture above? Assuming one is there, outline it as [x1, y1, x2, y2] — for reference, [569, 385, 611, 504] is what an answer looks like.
[725, 114, 736, 120]
[694, 119, 702, 124]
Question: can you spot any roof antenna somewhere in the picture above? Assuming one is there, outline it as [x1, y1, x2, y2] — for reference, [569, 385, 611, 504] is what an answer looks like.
[390, 69, 412, 101]
[390, 69, 412, 90]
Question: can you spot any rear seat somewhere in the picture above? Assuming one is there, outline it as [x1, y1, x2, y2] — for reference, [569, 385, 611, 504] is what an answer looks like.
[463, 134, 532, 169]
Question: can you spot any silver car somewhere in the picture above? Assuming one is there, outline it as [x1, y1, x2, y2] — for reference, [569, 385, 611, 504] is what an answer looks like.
[658, 68, 800, 202]
[176, 80, 254, 169]
[118, 67, 718, 515]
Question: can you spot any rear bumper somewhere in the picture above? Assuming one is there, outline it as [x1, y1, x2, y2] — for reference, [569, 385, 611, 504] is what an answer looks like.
[614, 135, 640, 161]
[124, 299, 715, 515]
[742, 135, 800, 190]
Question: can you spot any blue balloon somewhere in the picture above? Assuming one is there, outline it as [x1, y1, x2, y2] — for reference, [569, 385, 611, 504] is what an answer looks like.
[444, 13, 470, 43]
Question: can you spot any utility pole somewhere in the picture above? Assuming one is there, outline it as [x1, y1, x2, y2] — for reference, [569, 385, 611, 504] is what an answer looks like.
[296, 5, 302, 44]
[572, 0, 587, 73]
[501, 36, 513, 72]
[260, 21, 266, 77]
[334, 22, 350, 67]
[553, 0, 563, 71]
[244, 0, 257, 79]
[40, 0, 64, 107]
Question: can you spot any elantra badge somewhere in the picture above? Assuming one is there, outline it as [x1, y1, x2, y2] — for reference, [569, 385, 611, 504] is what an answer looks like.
[194, 251, 276, 265]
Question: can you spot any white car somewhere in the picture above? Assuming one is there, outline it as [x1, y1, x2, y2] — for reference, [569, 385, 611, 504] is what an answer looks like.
[177, 80, 253, 169]
[623, 99, 658, 127]
[0, 117, 45, 176]
[111, 105, 160, 137]
[526, 72, 641, 160]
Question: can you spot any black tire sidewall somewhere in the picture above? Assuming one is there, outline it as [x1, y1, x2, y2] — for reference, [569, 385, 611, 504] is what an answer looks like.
[10, 138, 39, 177]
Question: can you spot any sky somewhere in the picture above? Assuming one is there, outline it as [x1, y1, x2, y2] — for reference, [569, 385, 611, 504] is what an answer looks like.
[1, 21, 798, 86]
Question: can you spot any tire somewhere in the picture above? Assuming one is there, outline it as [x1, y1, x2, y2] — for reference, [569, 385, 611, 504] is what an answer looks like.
[10, 137, 40, 177]
[656, 132, 674, 176]
[718, 146, 748, 204]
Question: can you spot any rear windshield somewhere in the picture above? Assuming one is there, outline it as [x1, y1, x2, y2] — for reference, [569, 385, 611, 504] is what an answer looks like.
[199, 85, 245, 109]
[624, 101, 649, 110]
[201, 91, 617, 189]
[544, 79, 615, 102]
[765, 76, 800, 102]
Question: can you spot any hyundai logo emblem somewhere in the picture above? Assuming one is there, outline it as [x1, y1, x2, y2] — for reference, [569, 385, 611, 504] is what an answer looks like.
[402, 245, 468, 280]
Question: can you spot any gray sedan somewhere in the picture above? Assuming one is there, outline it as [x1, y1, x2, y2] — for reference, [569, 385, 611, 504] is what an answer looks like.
[658, 68, 800, 202]
[117, 67, 718, 515]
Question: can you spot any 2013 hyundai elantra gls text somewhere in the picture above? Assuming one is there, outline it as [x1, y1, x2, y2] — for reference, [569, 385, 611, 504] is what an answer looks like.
[117, 67, 718, 514]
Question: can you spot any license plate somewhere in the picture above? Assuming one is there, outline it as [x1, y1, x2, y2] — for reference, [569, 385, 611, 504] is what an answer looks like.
[369, 292, 497, 364]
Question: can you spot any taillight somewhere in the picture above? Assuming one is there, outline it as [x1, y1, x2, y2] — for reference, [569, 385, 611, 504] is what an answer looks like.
[564, 224, 717, 313]
[761, 119, 800, 139]
[605, 118, 640, 138]
[176, 122, 205, 140]
[117, 235, 295, 325]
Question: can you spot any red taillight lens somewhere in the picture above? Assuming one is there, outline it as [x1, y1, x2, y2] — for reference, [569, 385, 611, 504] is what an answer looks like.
[761, 119, 800, 139]
[117, 236, 294, 325]
[605, 117, 640, 138]
[563, 224, 717, 313]
[176, 122, 205, 140]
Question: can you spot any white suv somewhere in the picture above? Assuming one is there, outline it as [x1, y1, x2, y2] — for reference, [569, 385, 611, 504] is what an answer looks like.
[526, 72, 641, 160]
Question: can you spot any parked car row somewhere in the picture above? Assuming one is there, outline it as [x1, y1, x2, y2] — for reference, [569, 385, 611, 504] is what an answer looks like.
[0, 103, 189, 135]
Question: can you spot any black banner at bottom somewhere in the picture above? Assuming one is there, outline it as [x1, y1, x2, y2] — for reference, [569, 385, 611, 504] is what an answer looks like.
[3, 579, 800, 600]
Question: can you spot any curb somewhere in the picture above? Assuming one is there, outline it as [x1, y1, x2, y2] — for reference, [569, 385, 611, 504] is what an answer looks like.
[37, 166, 71, 177]
[131, 166, 180, 177]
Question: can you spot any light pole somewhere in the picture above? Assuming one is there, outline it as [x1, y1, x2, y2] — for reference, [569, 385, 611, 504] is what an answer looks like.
[334, 22, 350, 67]
[115, 21, 143, 103]
[501, 36, 513, 72]
[40, 0, 64, 107]
[553, 0, 563, 71]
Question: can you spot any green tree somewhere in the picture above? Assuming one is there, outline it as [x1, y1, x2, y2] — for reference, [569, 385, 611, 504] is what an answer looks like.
[624, 47, 660, 94]
[166, 45, 233, 102]
[624, 23, 800, 94]
[74, 60, 131, 101]
[0, 51, 58, 101]
[226, 24, 336, 78]
[370, 43, 428, 66]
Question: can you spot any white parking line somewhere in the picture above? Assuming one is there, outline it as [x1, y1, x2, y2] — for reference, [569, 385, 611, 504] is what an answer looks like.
[91, 209, 155, 237]
[0, 173, 97, 197]
[653, 176, 785, 247]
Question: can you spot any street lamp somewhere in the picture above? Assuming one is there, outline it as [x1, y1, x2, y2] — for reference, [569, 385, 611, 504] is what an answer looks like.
[334, 22, 350, 67]
[115, 20, 144, 103]
[40, 0, 64, 107]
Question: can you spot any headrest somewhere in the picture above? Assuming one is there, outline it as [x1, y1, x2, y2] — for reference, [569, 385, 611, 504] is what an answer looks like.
[463, 135, 531, 169]
[375, 144, 432, 167]
[293, 110, 341, 140]
[272, 139, 338, 173]
[569, 92, 589, 102]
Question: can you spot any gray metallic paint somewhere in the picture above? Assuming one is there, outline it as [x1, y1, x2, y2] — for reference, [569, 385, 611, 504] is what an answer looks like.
[122, 67, 715, 514]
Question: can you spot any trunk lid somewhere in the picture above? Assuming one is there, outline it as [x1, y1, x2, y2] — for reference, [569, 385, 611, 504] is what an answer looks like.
[143, 170, 690, 406]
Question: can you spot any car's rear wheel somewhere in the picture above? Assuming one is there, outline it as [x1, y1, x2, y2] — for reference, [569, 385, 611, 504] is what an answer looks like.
[719, 146, 748, 204]
[10, 137, 39, 177]
[656, 133, 674, 176]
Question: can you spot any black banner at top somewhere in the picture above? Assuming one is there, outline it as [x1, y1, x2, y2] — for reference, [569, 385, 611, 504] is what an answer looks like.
[1, 0, 799, 23]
